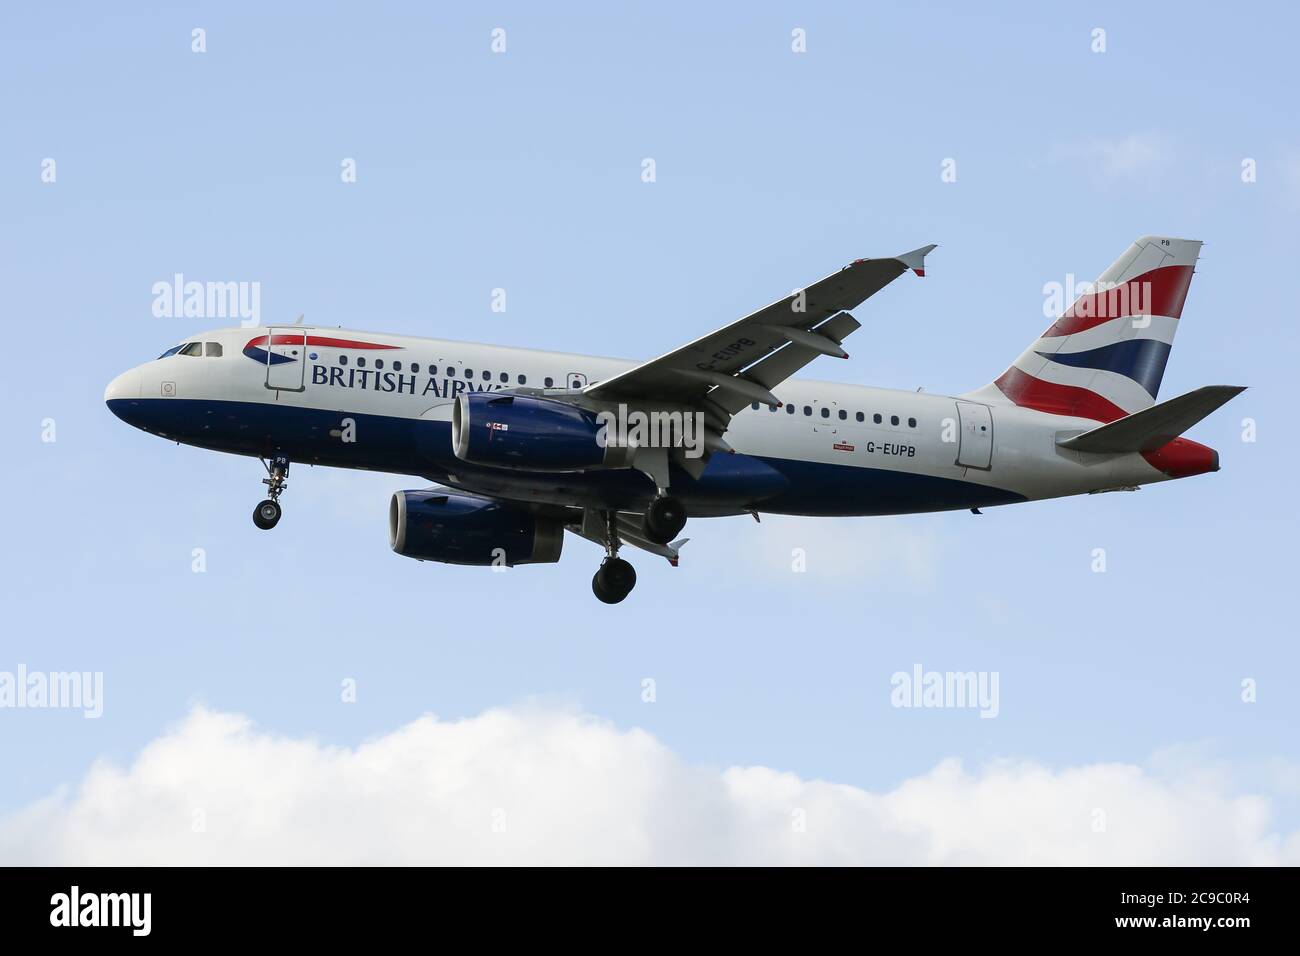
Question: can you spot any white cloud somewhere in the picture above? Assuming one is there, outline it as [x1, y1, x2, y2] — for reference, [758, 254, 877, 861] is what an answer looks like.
[2, 705, 1296, 865]
[1052, 133, 1169, 182]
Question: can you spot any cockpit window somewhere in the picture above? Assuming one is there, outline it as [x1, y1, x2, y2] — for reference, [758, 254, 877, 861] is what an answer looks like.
[205, 342, 223, 357]
[179, 342, 204, 357]
[157, 345, 185, 359]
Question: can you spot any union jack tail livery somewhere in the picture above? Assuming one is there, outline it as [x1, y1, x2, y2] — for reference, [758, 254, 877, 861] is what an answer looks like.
[985, 236, 1200, 423]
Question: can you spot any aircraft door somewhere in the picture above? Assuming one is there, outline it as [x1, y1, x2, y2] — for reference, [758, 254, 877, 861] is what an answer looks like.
[955, 400, 993, 469]
[264, 328, 308, 392]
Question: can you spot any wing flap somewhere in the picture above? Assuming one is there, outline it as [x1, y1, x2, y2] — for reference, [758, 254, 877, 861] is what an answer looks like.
[707, 312, 862, 415]
[568, 509, 689, 564]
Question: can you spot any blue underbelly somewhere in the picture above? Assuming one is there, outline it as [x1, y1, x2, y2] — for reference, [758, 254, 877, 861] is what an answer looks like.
[106, 398, 1024, 516]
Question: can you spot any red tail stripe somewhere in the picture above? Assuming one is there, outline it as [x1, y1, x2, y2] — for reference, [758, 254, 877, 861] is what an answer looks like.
[1045, 264, 1194, 338]
[994, 366, 1128, 423]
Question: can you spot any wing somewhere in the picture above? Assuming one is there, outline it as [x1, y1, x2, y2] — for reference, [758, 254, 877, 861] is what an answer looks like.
[585, 245, 936, 417]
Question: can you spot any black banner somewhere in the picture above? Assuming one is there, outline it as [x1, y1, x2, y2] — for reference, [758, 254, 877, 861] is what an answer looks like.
[0, 866, 1288, 941]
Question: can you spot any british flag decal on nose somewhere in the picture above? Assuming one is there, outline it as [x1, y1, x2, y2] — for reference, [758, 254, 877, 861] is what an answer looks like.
[243, 334, 403, 365]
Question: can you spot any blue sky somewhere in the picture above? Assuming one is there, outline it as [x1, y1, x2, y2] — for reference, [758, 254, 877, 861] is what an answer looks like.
[1, 2, 1297, 862]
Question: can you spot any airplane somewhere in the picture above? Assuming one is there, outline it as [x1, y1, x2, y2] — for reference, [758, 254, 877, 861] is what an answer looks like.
[105, 236, 1243, 603]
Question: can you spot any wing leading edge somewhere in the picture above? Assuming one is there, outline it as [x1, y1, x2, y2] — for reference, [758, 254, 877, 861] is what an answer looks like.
[585, 245, 937, 414]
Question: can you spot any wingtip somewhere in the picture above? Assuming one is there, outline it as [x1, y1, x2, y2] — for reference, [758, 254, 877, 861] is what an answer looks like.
[896, 243, 938, 277]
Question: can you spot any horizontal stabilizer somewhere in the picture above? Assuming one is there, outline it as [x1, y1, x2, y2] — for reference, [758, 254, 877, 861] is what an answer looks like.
[1058, 385, 1246, 454]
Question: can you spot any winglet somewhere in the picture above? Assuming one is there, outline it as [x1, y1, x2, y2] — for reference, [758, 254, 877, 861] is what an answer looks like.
[895, 243, 938, 277]
[666, 538, 690, 567]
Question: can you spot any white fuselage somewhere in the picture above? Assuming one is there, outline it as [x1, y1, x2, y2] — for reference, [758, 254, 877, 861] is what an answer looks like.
[104, 325, 1190, 518]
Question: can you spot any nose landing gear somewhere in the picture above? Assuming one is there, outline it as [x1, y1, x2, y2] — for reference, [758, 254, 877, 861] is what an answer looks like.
[592, 509, 636, 604]
[253, 455, 289, 530]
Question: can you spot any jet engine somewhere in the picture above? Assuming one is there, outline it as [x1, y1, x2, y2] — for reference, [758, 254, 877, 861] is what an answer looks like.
[389, 489, 564, 566]
[452, 392, 627, 471]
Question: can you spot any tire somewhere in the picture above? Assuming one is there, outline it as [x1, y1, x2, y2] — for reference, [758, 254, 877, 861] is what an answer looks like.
[253, 499, 282, 530]
[592, 557, 636, 603]
[644, 495, 687, 544]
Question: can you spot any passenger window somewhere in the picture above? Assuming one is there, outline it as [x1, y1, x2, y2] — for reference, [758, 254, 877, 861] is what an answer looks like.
[393, 361, 402, 371]
[464, 368, 473, 378]
[431, 365, 440, 376]
[873, 413, 882, 424]
[751, 402, 760, 410]
[444, 367, 454, 377]
[890, 415, 899, 426]
[786, 404, 795, 414]
[838, 409, 846, 420]
[357, 357, 366, 368]
[205, 342, 223, 357]
[339, 355, 348, 366]
[856, 412, 864, 422]
[482, 370, 490, 381]
[820, 407, 830, 418]
[518, 374, 526, 385]
[411, 363, 420, 373]
[908, 417, 917, 428]
[544, 377, 554, 387]
[803, 406, 812, 416]
[375, 359, 385, 370]
[500, 372, 508, 383]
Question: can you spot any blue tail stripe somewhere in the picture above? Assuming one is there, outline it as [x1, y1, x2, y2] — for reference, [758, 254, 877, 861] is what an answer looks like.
[1036, 339, 1172, 398]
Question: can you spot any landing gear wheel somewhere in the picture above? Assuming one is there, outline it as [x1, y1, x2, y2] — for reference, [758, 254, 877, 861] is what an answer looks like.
[254, 455, 290, 530]
[643, 494, 687, 545]
[253, 499, 282, 530]
[592, 557, 637, 604]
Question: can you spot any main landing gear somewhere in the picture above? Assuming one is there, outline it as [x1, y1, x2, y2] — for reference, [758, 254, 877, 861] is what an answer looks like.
[591, 495, 686, 602]
[643, 494, 687, 545]
[592, 510, 637, 604]
[253, 455, 289, 530]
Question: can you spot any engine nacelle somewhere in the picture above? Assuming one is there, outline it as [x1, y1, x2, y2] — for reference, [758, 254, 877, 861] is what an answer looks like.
[452, 392, 624, 471]
[389, 490, 564, 566]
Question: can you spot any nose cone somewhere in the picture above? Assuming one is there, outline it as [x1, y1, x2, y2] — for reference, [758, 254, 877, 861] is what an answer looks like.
[105, 369, 142, 422]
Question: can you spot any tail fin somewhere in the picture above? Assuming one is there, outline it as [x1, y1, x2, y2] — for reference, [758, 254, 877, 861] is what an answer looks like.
[977, 236, 1201, 422]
